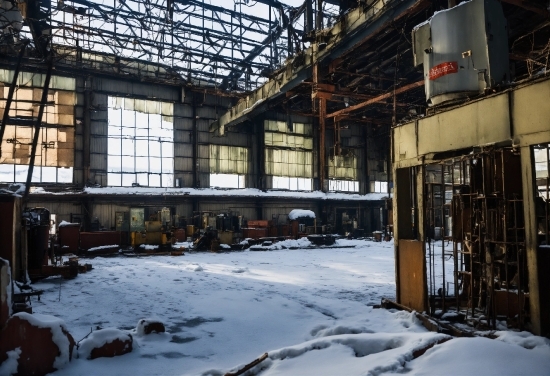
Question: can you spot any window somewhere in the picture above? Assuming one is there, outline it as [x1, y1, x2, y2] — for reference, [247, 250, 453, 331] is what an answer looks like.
[107, 97, 174, 187]
[329, 179, 359, 192]
[209, 145, 248, 188]
[273, 176, 312, 191]
[265, 120, 313, 190]
[534, 144, 549, 200]
[210, 173, 245, 189]
[0, 69, 76, 183]
[328, 154, 359, 192]
[372, 181, 388, 193]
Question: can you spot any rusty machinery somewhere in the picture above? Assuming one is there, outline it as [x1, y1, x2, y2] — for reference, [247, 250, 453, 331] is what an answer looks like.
[130, 207, 181, 249]
[423, 148, 530, 330]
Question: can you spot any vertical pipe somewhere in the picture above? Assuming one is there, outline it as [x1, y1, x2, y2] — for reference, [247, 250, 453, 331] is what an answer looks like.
[24, 58, 53, 200]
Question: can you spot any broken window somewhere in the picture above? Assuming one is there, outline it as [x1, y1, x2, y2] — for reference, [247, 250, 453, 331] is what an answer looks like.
[209, 145, 248, 188]
[328, 154, 359, 192]
[329, 179, 359, 192]
[107, 97, 174, 187]
[265, 120, 313, 190]
[0, 69, 76, 183]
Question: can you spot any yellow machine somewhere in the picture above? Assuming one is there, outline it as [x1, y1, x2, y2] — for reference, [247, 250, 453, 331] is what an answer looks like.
[130, 208, 172, 248]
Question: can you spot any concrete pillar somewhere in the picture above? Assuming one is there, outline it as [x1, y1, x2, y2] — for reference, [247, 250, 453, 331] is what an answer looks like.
[520, 146, 550, 336]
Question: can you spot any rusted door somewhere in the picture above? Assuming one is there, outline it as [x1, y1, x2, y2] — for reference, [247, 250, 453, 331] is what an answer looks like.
[398, 239, 427, 312]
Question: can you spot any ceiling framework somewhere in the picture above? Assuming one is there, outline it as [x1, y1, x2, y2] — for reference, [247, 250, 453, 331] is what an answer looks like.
[213, 0, 550, 131]
[0, 0, 348, 91]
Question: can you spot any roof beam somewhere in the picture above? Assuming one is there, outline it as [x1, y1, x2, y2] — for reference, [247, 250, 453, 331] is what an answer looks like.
[210, 0, 427, 134]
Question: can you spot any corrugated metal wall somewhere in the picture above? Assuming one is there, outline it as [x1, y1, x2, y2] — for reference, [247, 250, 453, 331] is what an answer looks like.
[28, 201, 82, 225]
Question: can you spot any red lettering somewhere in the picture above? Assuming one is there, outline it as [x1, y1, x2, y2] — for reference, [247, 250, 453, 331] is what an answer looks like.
[429, 62, 459, 80]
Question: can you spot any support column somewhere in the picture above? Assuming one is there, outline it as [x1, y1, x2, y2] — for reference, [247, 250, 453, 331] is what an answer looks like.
[258, 119, 265, 190]
[319, 97, 326, 192]
[520, 146, 549, 336]
[313, 63, 326, 192]
[192, 94, 199, 188]
[83, 77, 92, 185]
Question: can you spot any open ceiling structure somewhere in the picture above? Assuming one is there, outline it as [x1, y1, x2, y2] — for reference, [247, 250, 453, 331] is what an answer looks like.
[1, 0, 352, 91]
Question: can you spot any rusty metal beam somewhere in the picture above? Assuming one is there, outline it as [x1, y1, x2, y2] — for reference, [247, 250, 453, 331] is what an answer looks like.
[326, 80, 424, 118]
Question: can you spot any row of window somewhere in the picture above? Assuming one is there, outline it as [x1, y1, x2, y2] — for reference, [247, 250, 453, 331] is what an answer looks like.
[0, 94, 372, 192]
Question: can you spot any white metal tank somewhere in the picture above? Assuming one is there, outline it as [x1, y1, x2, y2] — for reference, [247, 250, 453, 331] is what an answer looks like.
[412, 0, 509, 106]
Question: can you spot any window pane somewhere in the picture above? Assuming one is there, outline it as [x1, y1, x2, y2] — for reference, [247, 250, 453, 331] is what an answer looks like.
[108, 108, 122, 126]
[136, 173, 148, 186]
[149, 141, 161, 157]
[122, 156, 134, 172]
[162, 157, 174, 173]
[58, 167, 72, 183]
[149, 157, 162, 174]
[121, 139, 135, 154]
[108, 155, 121, 172]
[122, 173, 135, 186]
[121, 109, 135, 125]
[108, 173, 121, 186]
[149, 174, 161, 187]
[0, 164, 13, 182]
[135, 140, 148, 157]
[162, 173, 173, 188]
[149, 114, 162, 130]
[42, 167, 57, 183]
[135, 157, 149, 173]
[15, 165, 29, 182]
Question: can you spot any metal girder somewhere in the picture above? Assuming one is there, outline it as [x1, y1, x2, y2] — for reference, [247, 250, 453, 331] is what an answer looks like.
[219, 24, 284, 91]
[220, 0, 312, 91]
[211, 0, 425, 134]
[20, 0, 301, 90]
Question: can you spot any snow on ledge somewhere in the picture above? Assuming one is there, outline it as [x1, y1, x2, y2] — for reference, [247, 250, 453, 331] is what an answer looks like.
[33, 187, 390, 201]
[59, 220, 80, 227]
[288, 209, 315, 220]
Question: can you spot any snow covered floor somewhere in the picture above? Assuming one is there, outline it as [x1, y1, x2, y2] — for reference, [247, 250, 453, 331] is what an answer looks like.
[29, 239, 550, 376]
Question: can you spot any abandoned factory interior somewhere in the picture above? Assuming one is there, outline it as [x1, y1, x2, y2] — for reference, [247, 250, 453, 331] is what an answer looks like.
[0, 0, 550, 374]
